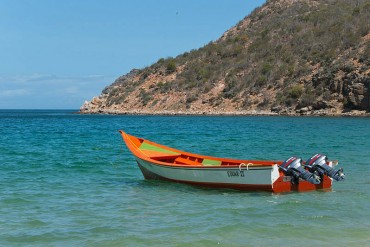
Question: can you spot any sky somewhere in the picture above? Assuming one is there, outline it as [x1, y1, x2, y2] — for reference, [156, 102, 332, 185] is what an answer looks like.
[0, 0, 266, 109]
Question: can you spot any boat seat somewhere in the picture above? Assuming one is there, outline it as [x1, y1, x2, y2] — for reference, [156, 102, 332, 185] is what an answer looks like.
[140, 150, 181, 159]
[175, 157, 201, 166]
[139, 142, 180, 160]
[202, 159, 222, 166]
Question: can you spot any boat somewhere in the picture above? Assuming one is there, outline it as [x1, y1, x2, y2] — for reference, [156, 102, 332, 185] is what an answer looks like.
[119, 131, 345, 193]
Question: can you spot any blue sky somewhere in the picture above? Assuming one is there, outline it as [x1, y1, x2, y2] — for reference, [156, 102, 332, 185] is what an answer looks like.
[0, 0, 265, 109]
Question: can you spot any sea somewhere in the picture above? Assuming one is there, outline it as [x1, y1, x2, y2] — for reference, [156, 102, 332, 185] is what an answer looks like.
[1, 109, 369, 247]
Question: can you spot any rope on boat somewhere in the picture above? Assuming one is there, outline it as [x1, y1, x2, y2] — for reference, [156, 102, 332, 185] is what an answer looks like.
[239, 163, 253, 171]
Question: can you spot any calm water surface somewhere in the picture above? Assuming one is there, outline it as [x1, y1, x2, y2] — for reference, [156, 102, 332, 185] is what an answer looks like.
[0, 110, 369, 246]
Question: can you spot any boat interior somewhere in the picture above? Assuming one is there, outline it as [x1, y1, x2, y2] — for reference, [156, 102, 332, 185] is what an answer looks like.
[134, 137, 274, 167]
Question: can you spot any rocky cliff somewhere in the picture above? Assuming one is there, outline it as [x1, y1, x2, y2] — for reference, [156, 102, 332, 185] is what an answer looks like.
[80, 0, 370, 116]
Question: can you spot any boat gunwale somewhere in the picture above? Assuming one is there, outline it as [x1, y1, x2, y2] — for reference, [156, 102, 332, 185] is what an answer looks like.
[136, 157, 275, 170]
[119, 130, 281, 169]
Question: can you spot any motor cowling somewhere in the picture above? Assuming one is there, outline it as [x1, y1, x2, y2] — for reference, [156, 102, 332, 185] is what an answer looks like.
[280, 157, 321, 184]
[305, 154, 345, 181]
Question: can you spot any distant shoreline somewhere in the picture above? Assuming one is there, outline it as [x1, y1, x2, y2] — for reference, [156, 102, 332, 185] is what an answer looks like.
[78, 109, 370, 117]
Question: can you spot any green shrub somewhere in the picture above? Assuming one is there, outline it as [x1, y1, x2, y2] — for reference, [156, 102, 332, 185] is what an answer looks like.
[261, 63, 272, 75]
[299, 85, 316, 107]
[186, 94, 198, 104]
[139, 89, 153, 106]
[166, 60, 177, 74]
[288, 84, 304, 99]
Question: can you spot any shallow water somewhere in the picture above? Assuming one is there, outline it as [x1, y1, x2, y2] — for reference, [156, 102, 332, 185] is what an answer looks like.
[1, 110, 369, 246]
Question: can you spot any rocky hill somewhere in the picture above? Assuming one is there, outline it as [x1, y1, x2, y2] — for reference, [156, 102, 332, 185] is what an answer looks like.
[80, 0, 370, 116]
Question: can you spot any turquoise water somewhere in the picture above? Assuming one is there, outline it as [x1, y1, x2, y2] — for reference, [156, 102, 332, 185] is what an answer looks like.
[1, 110, 369, 246]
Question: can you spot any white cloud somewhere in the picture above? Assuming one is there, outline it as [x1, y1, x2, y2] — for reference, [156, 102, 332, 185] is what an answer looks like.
[0, 74, 117, 109]
[63, 86, 79, 95]
[0, 74, 113, 85]
[0, 88, 30, 97]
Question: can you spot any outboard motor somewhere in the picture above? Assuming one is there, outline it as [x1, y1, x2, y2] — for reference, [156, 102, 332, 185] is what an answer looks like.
[280, 157, 321, 184]
[305, 154, 345, 181]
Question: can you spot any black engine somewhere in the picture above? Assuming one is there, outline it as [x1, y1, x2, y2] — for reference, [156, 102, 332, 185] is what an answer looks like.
[305, 154, 345, 181]
[279, 157, 321, 184]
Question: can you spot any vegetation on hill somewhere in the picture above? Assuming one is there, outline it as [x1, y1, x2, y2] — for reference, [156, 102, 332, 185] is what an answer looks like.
[81, 0, 370, 115]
